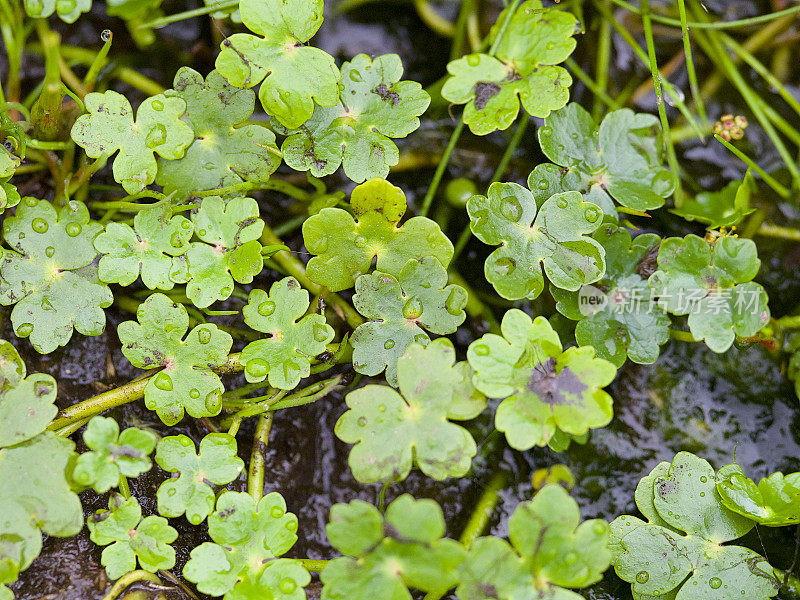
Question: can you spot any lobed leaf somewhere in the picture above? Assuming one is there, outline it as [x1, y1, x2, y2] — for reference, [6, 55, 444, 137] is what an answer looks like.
[94, 205, 193, 289]
[118, 293, 233, 425]
[87, 495, 177, 580]
[157, 68, 281, 197]
[71, 90, 194, 194]
[71, 416, 156, 494]
[350, 256, 467, 385]
[0, 198, 112, 354]
[670, 172, 756, 229]
[280, 53, 430, 182]
[336, 339, 484, 483]
[215, 0, 339, 128]
[467, 183, 605, 301]
[609, 453, 779, 600]
[302, 178, 453, 291]
[240, 276, 334, 390]
[529, 103, 674, 213]
[648, 234, 770, 352]
[155, 433, 244, 524]
[442, 0, 576, 135]
[468, 309, 616, 450]
[716, 464, 800, 527]
[322, 494, 465, 600]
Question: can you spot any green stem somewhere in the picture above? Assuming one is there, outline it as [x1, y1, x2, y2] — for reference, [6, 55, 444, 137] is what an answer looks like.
[459, 471, 507, 548]
[193, 179, 308, 201]
[228, 417, 242, 437]
[566, 57, 621, 112]
[641, 0, 683, 204]
[414, 0, 454, 37]
[490, 116, 529, 185]
[670, 329, 698, 343]
[606, 0, 800, 30]
[82, 30, 113, 92]
[714, 135, 791, 199]
[677, 0, 706, 124]
[136, 0, 239, 28]
[777, 315, 800, 330]
[118, 475, 130, 499]
[47, 354, 243, 430]
[269, 376, 342, 411]
[756, 224, 800, 242]
[100, 570, 161, 600]
[248, 414, 273, 502]
[419, 0, 523, 217]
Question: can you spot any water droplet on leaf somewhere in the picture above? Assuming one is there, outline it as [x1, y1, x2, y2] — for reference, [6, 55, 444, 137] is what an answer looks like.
[499, 196, 523, 222]
[198, 328, 212, 344]
[709, 578, 722, 589]
[66, 222, 82, 237]
[279, 579, 296, 594]
[258, 300, 275, 316]
[246, 358, 269, 379]
[145, 123, 167, 148]
[153, 372, 173, 391]
[205, 390, 221, 412]
[402, 297, 423, 319]
[31, 218, 48, 233]
[384, 339, 395, 349]
[636, 571, 649, 584]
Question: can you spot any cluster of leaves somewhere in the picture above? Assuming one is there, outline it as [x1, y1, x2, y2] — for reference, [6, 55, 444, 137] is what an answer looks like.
[610, 452, 781, 600]
[442, 0, 577, 134]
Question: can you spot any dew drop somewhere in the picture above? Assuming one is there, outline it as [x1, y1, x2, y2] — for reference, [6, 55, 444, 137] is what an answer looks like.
[246, 358, 269, 379]
[472, 344, 490, 356]
[16, 323, 34, 337]
[466, 54, 480, 67]
[279, 579, 296, 594]
[205, 390, 221, 412]
[198, 328, 212, 344]
[167, 488, 177, 497]
[556, 196, 569, 209]
[258, 300, 276, 316]
[189, 389, 200, 399]
[170, 232, 184, 247]
[31, 218, 48, 234]
[285, 520, 297, 532]
[45, 246, 55, 257]
[499, 196, 523, 222]
[539, 126, 552, 137]
[145, 123, 167, 148]
[709, 578, 722, 589]
[414, 334, 428, 344]
[357, 416, 367, 426]
[402, 297, 423, 320]
[220, 286, 232, 297]
[283, 360, 300, 382]
[636, 571, 649, 584]
[699, 476, 707, 483]
[378, 404, 386, 412]
[353, 235, 367, 248]
[445, 288, 463, 316]
[313, 323, 330, 342]
[384, 339, 395, 349]
[546, 42, 555, 50]
[584, 206, 600, 223]
[271, 505, 285, 518]
[100, 29, 112, 42]
[492, 256, 516, 276]
[593, 522, 607, 535]
[536, 179, 550, 190]
[66, 222, 82, 237]
[190, 514, 201, 525]
[348, 69, 363, 82]
[151, 99, 164, 111]
[153, 372, 173, 391]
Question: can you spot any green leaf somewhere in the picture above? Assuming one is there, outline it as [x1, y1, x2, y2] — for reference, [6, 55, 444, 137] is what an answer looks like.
[467, 183, 605, 301]
[336, 339, 483, 483]
[0, 503, 42, 588]
[183, 491, 303, 597]
[0, 198, 112, 354]
[156, 68, 281, 197]
[0, 432, 82, 536]
[551, 226, 669, 367]
[222, 560, 310, 600]
[94, 205, 193, 289]
[87, 495, 177, 580]
[303, 178, 453, 291]
[118, 293, 233, 425]
[0, 179, 21, 212]
[457, 485, 610, 600]
[71, 416, 156, 493]
[467, 309, 616, 450]
[441, 0, 576, 135]
[648, 235, 770, 352]
[670, 172, 756, 229]
[529, 103, 674, 212]
[240, 276, 334, 389]
[716, 464, 800, 527]
[0, 340, 57, 448]
[214, 0, 339, 128]
[23, 0, 90, 23]
[182, 196, 265, 308]
[280, 53, 430, 182]
[322, 494, 466, 600]
[351, 257, 467, 385]
[71, 91, 194, 194]
[609, 452, 779, 600]
[154, 433, 244, 524]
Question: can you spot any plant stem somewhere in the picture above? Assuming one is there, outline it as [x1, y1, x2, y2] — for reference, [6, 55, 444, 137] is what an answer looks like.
[640, 0, 683, 204]
[677, 0, 706, 124]
[756, 224, 800, 242]
[670, 329, 698, 343]
[592, 1, 612, 120]
[566, 57, 621, 112]
[414, 0, 454, 37]
[295, 559, 329, 572]
[459, 471, 507, 548]
[777, 315, 800, 330]
[248, 414, 273, 502]
[606, 0, 800, 30]
[47, 354, 243, 430]
[136, 0, 238, 28]
[260, 225, 364, 328]
[419, 0, 523, 217]
[100, 570, 161, 600]
[714, 135, 791, 199]
[118, 475, 130, 499]
[490, 116, 529, 185]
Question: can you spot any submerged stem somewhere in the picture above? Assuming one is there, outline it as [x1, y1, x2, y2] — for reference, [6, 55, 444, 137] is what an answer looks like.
[248, 414, 273, 502]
